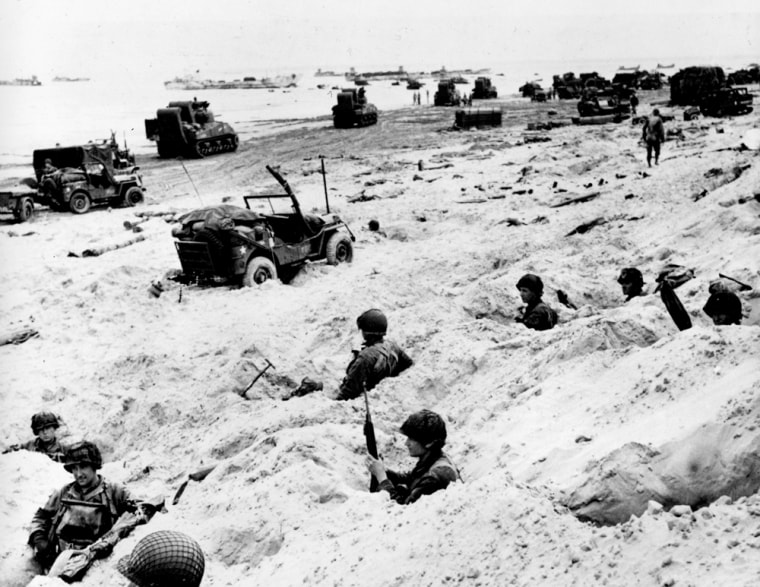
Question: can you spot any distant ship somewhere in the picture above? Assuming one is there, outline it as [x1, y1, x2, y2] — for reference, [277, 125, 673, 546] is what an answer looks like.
[164, 74, 301, 90]
[345, 66, 418, 82]
[0, 75, 41, 86]
[314, 68, 340, 77]
[656, 63, 675, 69]
[52, 76, 90, 82]
[430, 66, 490, 77]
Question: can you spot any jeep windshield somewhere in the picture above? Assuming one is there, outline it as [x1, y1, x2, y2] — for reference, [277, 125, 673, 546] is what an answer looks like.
[243, 193, 300, 216]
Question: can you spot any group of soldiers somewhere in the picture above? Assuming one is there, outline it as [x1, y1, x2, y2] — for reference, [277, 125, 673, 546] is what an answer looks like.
[9, 260, 745, 582]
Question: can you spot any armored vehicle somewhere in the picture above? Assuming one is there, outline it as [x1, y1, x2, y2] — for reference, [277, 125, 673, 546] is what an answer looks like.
[699, 87, 753, 117]
[31, 143, 144, 214]
[145, 100, 238, 158]
[471, 77, 497, 99]
[332, 88, 378, 128]
[172, 165, 355, 286]
[434, 79, 461, 106]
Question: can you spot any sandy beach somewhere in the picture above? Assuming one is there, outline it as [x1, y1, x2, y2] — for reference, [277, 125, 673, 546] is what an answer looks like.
[1, 88, 759, 586]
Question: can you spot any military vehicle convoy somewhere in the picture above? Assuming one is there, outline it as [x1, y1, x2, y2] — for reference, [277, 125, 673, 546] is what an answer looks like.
[145, 100, 238, 158]
[172, 165, 354, 286]
[332, 88, 378, 128]
[434, 79, 461, 106]
[471, 77, 497, 99]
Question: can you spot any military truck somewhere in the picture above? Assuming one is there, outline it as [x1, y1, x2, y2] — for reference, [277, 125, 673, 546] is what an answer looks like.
[145, 100, 238, 158]
[699, 87, 754, 117]
[471, 77, 497, 99]
[332, 88, 378, 128]
[434, 79, 461, 106]
[172, 165, 354, 286]
[31, 143, 144, 214]
[669, 66, 725, 106]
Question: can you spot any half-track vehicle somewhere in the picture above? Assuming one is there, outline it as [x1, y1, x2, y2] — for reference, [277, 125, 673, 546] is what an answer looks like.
[332, 88, 378, 128]
[434, 79, 461, 106]
[471, 77, 497, 99]
[145, 100, 238, 158]
[172, 165, 355, 286]
[31, 142, 144, 214]
[699, 87, 753, 117]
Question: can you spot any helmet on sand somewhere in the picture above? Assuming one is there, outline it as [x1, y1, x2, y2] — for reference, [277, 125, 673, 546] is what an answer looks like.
[617, 268, 644, 287]
[31, 412, 60, 433]
[516, 273, 544, 297]
[356, 309, 387, 336]
[117, 530, 205, 587]
[63, 441, 102, 472]
[400, 409, 447, 447]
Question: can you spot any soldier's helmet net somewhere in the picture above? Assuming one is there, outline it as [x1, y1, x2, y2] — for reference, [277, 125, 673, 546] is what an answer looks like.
[63, 441, 102, 472]
[400, 410, 447, 448]
[31, 411, 60, 433]
[516, 273, 544, 297]
[356, 309, 387, 336]
[117, 530, 205, 587]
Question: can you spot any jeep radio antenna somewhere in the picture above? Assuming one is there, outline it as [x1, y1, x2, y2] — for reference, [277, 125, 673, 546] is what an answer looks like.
[319, 155, 330, 214]
[179, 159, 204, 205]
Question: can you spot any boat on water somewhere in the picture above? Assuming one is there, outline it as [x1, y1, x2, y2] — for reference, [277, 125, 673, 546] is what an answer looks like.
[0, 75, 41, 86]
[407, 79, 425, 90]
[430, 66, 489, 77]
[314, 68, 340, 77]
[164, 74, 301, 90]
[52, 76, 90, 82]
[618, 65, 640, 71]
[344, 66, 417, 82]
[656, 63, 675, 69]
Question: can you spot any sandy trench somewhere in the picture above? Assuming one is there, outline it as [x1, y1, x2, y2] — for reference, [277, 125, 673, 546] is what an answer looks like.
[1, 89, 760, 586]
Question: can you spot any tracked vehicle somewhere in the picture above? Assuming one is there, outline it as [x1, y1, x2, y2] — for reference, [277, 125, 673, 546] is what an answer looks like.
[145, 100, 238, 158]
[332, 88, 378, 128]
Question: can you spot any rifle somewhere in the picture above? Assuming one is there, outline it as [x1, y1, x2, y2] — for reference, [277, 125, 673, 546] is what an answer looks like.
[363, 387, 380, 493]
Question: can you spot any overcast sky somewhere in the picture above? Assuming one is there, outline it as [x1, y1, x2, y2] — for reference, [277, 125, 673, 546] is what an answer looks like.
[1, 0, 758, 79]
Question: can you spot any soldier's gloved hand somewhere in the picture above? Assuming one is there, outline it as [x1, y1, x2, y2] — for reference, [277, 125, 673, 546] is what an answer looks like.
[284, 377, 324, 400]
[32, 538, 53, 566]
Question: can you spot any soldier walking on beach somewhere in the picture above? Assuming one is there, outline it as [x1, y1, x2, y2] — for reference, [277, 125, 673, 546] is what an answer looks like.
[642, 108, 665, 167]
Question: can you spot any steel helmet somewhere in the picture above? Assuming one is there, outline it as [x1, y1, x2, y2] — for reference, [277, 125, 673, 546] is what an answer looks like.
[400, 409, 447, 447]
[63, 440, 102, 472]
[31, 411, 60, 433]
[356, 309, 387, 336]
[617, 267, 644, 287]
[117, 530, 205, 587]
[516, 273, 544, 297]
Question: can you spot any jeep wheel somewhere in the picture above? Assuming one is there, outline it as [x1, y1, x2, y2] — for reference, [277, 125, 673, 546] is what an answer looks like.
[13, 197, 34, 222]
[326, 233, 353, 265]
[243, 257, 277, 286]
[124, 187, 144, 207]
[69, 192, 91, 214]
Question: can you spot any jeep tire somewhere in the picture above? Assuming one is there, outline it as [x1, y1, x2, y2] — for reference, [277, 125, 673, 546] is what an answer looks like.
[243, 257, 277, 286]
[69, 192, 91, 214]
[326, 233, 353, 265]
[14, 197, 34, 222]
[124, 187, 144, 207]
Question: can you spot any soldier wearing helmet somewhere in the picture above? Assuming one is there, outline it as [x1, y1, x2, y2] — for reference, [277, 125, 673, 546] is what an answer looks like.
[117, 530, 205, 587]
[336, 309, 414, 401]
[703, 290, 743, 325]
[28, 440, 138, 571]
[617, 267, 646, 302]
[367, 409, 461, 504]
[515, 274, 558, 331]
[3, 412, 66, 462]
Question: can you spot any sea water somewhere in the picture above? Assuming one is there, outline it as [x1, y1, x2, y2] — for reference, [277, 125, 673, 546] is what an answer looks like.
[0, 54, 755, 182]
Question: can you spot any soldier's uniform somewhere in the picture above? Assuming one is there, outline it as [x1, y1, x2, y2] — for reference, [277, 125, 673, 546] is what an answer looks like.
[518, 300, 559, 331]
[380, 451, 460, 505]
[336, 339, 413, 401]
[20, 437, 66, 463]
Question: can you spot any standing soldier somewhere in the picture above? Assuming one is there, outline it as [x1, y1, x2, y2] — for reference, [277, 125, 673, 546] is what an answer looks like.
[28, 441, 138, 571]
[642, 108, 665, 167]
[367, 409, 461, 504]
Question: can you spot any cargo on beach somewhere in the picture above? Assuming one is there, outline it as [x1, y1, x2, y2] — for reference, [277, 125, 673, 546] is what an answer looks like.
[454, 108, 502, 129]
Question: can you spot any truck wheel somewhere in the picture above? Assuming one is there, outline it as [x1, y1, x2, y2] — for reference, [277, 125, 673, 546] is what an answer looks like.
[14, 197, 34, 222]
[243, 257, 277, 286]
[326, 233, 353, 265]
[69, 192, 91, 214]
[124, 187, 144, 207]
